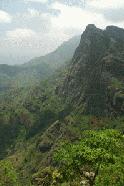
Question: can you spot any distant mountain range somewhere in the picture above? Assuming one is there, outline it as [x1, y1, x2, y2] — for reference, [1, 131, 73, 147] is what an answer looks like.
[0, 35, 80, 92]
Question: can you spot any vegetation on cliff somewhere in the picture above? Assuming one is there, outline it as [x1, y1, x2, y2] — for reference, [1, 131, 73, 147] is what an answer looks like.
[0, 25, 124, 186]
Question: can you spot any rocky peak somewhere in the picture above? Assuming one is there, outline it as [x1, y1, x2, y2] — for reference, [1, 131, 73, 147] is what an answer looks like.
[59, 25, 124, 116]
[83, 24, 99, 35]
[84, 24, 102, 35]
[105, 25, 124, 41]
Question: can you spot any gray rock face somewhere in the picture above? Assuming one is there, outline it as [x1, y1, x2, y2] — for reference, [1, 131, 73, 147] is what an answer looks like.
[60, 24, 124, 116]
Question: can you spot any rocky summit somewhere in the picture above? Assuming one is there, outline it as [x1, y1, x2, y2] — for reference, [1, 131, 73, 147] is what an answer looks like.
[60, 24, 124, 116]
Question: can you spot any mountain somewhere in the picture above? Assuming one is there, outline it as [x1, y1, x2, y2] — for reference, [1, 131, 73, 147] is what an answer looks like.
[0, 36, 80, 92]
[59, 24, 124, 116]
[0, 25, 124, 186]
[25, 35, 80, 68]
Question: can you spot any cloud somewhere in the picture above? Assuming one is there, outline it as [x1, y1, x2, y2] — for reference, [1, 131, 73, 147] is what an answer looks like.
[6, 28, 37, 48]
[103, 8, 124, 23]
[0, 10, 12, 23]
[1, 0, 124, 65]
[4, 27, 60, 52]
[18, 8, 46, 20]
[51, 2, 108, 32]
[54, 0, 84, 7]
[26, 8, 40, 17]
[87, 0, 124, 10]
[26, 0, 48, 3]
[14, 8, 51, 32]
[6, 28, 36, 39]
[86, 0, 124, 25]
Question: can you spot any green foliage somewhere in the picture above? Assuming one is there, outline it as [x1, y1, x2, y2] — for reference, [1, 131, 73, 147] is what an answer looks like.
[111, 77, 124, 89]
[32, 167, 62, 186]
[32, 167, 53, 186]
[54, 129, 124, 185]
[0, 111, 22, 159]
[95, 161, 124, 186]
[0, 160, 19, 186]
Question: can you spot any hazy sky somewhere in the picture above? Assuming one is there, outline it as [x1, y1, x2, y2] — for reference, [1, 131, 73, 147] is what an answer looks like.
[0, 0, 124, 65]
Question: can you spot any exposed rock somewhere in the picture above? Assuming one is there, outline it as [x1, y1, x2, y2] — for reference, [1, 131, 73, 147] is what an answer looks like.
[59, 24, 124, 116]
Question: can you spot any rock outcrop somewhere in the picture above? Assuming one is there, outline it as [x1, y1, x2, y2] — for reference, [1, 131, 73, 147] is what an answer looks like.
[59, 24, 124, 116]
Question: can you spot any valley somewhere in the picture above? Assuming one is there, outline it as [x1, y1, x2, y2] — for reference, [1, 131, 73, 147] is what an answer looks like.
[0, 25, 124, 186]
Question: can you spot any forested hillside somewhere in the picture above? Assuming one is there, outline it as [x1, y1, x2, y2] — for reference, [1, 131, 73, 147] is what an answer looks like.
[0, 25, 124, 186]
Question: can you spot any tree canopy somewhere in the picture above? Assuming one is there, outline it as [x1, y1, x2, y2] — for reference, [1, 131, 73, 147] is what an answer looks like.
[54, 129, 124, 185]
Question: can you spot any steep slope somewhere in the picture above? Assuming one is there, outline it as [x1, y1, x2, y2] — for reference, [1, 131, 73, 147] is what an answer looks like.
[25, 35, 80, 68]
[0, 36, 80, 92]
[0, 68, 66, 159]
[0, 64, 21, 92]
[59, 24, 124, 116]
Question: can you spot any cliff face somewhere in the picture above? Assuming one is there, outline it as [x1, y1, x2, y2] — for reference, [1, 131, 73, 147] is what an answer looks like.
[60, 24, 124, 116]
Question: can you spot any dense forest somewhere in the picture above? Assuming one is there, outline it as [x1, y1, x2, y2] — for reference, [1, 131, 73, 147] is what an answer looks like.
[0, 24, 124, 186]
